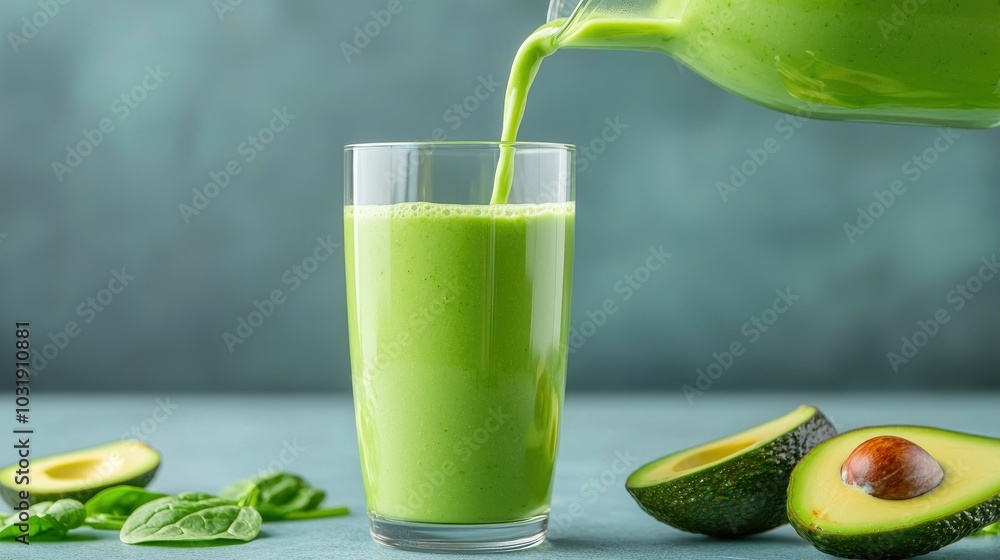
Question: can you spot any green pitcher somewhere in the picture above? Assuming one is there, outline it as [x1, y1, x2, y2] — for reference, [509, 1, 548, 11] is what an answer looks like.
[546, 0, 1000, 128]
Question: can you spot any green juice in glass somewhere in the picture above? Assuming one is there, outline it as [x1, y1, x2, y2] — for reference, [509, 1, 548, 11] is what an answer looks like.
[345, 202, 574, 523]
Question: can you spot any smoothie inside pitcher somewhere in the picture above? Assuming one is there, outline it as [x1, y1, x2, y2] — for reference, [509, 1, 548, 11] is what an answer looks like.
[492, 0, 1000, 203]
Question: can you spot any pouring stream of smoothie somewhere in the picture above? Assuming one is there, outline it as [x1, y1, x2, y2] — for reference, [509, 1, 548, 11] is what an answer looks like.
[491, 22, 562, 205]
[491, 17, 680, 204]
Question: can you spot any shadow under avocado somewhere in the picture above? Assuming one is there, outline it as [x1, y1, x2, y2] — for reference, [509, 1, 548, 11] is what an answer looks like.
[547, 529, 813, 555]
[548, 532, 999, 559]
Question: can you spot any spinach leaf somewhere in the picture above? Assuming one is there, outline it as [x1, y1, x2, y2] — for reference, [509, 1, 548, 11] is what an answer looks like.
[119, 492, 261, 544]
[220, 473, 342, 521]
[84, 486, 167, 530]
[975, 521, 1000, 537]
[274, 507, 350, 521]
[0, 499, 86, 539]
[84, 514, 127, 531]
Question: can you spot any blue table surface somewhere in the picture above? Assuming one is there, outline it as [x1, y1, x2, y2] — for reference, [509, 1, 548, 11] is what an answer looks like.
[13, 392, 1000, 559]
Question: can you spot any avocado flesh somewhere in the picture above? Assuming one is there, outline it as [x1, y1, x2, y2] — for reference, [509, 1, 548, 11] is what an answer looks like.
[788, 426, 1000, 560]
[0, 440, 160, 507]
[627, 405, 837, 537]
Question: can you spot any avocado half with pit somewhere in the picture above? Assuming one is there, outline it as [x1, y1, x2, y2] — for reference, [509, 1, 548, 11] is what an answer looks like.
[0, 440, 160, 507]
[788, 426, 1000, 560]
[626, 405, 836, 537]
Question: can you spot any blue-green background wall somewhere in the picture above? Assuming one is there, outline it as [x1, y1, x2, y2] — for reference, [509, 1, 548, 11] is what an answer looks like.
[2, 0, 998, 392]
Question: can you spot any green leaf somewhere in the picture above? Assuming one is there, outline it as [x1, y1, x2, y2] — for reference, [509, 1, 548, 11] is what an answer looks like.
[120, 492, 262, 545]
[220, 472, 339, 521]
[221, 480, 260, 508]
[86, 486, 167, 517]
[84, 486, 167, 530]
[975, 521, 1000, 537]
[84, 514, 126, 531]
[0, 499, 86, 540]
[272, 507, 350, 521]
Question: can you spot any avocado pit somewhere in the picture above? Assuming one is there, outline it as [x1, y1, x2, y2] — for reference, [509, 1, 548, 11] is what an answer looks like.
[841, 435, 944, 500]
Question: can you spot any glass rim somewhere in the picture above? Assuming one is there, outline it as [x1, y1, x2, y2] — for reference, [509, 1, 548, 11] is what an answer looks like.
[345, 141, 575, 151]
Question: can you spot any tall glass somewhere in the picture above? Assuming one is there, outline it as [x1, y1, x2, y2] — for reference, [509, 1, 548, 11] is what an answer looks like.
[344, 142, 575, 552]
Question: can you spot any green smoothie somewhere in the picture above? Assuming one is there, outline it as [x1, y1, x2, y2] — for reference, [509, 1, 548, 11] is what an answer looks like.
[345, 201, 574, 523]
[492, 0, 1000, 202]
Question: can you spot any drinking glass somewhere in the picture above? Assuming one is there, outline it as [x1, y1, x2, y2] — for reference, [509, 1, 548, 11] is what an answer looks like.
[344, 142, 575, 552]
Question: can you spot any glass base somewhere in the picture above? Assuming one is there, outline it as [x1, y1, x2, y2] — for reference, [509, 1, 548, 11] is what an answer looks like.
[369, 514, 548, 553]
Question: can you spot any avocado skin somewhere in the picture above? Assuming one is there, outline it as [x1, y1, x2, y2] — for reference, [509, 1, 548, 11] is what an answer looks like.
[627, 410, 836, 537]
[789, 492, 1000, 560]
[0, 465, 158, 508]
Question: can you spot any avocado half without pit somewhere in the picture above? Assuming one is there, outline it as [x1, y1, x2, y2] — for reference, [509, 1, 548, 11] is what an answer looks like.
[626, 405, 837, 537]
[0, 440, 160, 507]
[788, 427, 1000, 560]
